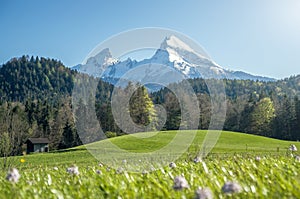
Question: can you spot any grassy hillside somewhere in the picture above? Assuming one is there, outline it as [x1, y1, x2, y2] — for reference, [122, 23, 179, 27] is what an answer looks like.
[107, 130, 298, 153]
[10, 130, 300, 168]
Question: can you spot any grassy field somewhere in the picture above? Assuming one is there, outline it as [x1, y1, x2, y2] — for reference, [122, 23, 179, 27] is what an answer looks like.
[1, 130, 300, 198]
[15, 130, 299, 167]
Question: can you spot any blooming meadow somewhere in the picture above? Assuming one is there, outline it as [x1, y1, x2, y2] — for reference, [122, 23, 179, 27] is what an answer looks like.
[1, 154, 299, 198]
[1, 131, 300, 198]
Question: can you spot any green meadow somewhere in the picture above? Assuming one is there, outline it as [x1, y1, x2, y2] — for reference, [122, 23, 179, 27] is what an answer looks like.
[13, 130, 299, 167]
[1, 130, 300, 198]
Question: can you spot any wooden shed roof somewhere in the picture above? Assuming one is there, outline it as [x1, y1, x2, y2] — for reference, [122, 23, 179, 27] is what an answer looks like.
[26, 138, 50, 144]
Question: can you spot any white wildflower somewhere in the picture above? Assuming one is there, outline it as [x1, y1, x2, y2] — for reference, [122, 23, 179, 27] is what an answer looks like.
[295, 155, 300, 162]
[6, 168, 20, 183]
[98, 163, 103, 167]
[169, 162, 176, 168]
[142, 170, 148, 175]
[116, 167, 124, 174]
[195, 187, 213, 199]
[66, 165, 79, 175]
[47, 174, 52, 185]
[53, 166, 59, 171]
[255, 156, 261, 162]
[173, 176, 189, 190]
[194, 156, 202, 163]
[222, 181, 242, 194]
[289, 144, 297, 152]
[27, 180, 33, 185]
[150, 166, 156, 172]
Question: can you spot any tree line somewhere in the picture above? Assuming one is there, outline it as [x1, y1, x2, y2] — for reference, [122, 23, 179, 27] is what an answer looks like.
[152, 78, 300, 140]
[0, 55, 299, 157]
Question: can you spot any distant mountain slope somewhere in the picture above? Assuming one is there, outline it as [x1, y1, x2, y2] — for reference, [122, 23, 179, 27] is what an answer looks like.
[73, 35, 276, 83]
[0, 55, 77, 101]
[0, 55, 116, 103]
[230, 71, 275, 81]
[0, 55, 296, 103]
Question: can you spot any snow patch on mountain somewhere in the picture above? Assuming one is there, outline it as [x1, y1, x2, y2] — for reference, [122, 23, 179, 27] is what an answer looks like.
[74, 48, 118, 77]
[72, 35, 276, 84]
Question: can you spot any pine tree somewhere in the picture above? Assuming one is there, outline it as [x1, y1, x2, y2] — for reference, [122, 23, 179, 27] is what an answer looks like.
[273, 95, 295, 140]
[164, 92, 181, 130]
[59, 121, 74, 149]
[293, 96, 300, 140]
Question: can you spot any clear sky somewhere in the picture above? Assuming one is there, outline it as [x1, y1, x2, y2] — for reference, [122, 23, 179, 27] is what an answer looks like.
[0, 0, 299, 79]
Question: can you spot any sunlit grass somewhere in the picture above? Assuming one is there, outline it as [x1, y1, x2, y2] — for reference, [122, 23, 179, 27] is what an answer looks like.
[1, 155, 300, 198]
[1, 130, 300, 198]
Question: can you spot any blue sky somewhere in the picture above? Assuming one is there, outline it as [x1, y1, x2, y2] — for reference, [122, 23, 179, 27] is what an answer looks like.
[0, 0, 299, 79]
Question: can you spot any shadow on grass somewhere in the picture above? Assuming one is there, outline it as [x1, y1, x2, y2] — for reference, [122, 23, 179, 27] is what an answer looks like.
[50, 147, 86, 153]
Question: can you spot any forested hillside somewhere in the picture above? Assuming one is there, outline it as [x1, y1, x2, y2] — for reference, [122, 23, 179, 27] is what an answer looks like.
[152, 77, 300, 140]
[0, 56, 76, 101]
[0, 56, 114, 156]
[0, 55, 299, 157]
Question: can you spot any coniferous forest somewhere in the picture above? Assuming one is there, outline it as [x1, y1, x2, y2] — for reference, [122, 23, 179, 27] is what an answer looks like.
[0, 55, 299, 156]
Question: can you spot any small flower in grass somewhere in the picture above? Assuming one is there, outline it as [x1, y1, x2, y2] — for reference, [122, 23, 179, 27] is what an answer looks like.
[255, 156, 261, 162]
[122, 159, 127, 164]
[222, 181, 242, 194]
[53, 166, 58, 171]
[194, 156, 202, 163]
[6, 168, 20, 183]
[98, 163, 103, 167]
[96, 170, 102, 174]
[169, 162, 176, 168]
[142, 170, 148, 175]
[66, 165, 79, 175]
[295, 155, 300, 162]
[195, 187, 213, 199]
[116, 167, 124, 174]
[173, 176, 189, 190]
[27, 180, 33, 186]
[20, 158, 26, 163]
[150, 166, 156, 172]
[289, 144, 297, 152]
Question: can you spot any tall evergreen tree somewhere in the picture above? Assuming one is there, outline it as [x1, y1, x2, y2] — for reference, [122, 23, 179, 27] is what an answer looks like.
[59, 121, 74, 149]
[162, 92, 181, 130]
[273, 95, 295, 140]
[293, 96, 300, 140]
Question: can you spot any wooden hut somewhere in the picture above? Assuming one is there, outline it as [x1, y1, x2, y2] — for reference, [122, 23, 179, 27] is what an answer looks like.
[26, 138, 50, 153]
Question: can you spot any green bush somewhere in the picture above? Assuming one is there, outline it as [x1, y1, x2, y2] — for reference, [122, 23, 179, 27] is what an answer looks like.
[105, 131, 117, 138]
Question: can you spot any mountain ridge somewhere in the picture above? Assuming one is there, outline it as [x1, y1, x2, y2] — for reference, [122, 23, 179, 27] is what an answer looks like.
[73, 35, 276, 83]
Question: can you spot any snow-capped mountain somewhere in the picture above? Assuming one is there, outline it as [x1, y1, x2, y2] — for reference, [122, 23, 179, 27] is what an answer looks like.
[73, 36, 275, 84]
[73, 48, 117, 77]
